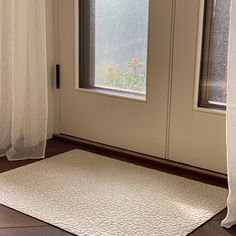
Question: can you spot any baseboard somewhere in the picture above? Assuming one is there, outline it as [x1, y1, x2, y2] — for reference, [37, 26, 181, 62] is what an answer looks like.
[53, 134, 228, 188]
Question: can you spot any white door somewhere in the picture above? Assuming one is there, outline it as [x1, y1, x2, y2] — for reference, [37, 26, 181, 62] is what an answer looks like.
[168, 0, 227, 173]
[57, 0, 227, 173]
[57, 0, 174, 157]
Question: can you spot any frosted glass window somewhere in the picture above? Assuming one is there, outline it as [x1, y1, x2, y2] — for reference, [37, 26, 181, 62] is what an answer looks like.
[79, 0, 149, 95]
[199, 0, 231, 109]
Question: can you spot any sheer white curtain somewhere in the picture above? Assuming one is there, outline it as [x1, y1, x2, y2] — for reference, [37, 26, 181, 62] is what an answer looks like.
[221, 0, 236, 229]
[0, 0, 47, 161]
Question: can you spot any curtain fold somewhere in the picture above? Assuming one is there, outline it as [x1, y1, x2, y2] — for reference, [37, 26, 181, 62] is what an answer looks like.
[221, 0, 236, 229]
[0, 0, 47, 161]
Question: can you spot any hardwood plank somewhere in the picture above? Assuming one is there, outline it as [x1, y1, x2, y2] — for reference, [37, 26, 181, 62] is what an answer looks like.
[0, 205, 46, 228]
[0, 226, 60, 236]
[190, 224, 219, 236]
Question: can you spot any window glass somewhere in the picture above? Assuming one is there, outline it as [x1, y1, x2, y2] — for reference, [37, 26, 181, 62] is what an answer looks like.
[199, 0, 231, 108]
[80, 0, 149, 95]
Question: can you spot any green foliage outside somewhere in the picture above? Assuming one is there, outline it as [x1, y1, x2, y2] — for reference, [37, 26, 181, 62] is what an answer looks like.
[95, 58, 146, 93]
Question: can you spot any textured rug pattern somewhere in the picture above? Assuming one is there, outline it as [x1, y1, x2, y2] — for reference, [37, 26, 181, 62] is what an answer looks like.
[0, 150, 228, 236]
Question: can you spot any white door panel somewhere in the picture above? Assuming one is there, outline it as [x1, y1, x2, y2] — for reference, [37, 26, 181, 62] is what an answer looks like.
[58, 0, 173, 157]
[168, 0, 226, 173]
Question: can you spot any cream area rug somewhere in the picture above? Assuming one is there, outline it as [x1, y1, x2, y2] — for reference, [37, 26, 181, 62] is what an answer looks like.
[0, 150, 228, 236]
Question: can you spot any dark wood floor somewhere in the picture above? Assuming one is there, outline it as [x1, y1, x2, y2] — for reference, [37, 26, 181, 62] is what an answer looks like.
[0, 139, 235, 236]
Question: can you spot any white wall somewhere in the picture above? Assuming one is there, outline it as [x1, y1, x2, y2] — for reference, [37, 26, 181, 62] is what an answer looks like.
[46, 0, 58, 138]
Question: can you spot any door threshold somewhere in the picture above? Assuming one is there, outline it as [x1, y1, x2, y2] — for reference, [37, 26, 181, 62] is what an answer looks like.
[53, 134, 227, 188]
